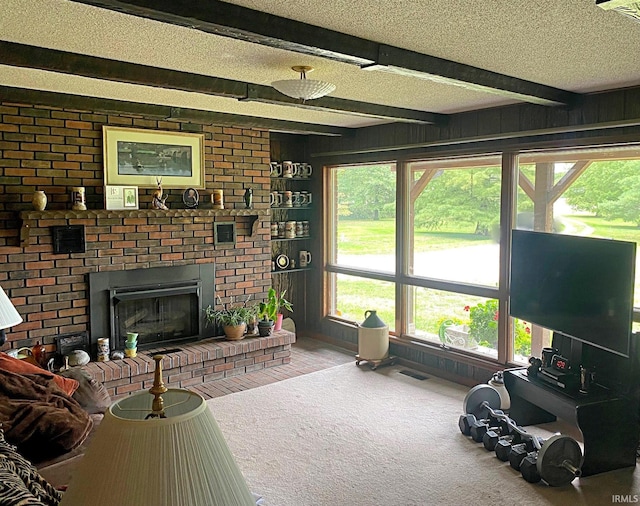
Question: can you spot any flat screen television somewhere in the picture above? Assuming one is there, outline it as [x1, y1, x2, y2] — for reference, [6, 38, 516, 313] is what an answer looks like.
[510, 230, 636, 358]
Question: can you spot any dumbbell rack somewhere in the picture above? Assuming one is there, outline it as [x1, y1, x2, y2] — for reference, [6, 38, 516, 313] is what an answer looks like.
[504, 367, 638, 477]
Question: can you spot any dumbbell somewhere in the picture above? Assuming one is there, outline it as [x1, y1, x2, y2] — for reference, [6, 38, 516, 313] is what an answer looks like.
[483, 427, 522, 452]
[458, 411, 503, 437]
[462, 384, 583, 487]
[518, 435, 583, 485]
[470, 412, 515, 443]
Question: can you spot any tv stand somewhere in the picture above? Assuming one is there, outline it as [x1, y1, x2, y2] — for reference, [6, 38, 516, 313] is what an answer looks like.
[504, 367, 638, 477]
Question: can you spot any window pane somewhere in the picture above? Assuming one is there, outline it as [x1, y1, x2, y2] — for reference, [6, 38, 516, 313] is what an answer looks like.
[332, 272, 395, 332]
[514, 148, 640, 363]
[334, 163, 396, 274]
[408, 158, 501, 286]
[410, 286, 499, 359]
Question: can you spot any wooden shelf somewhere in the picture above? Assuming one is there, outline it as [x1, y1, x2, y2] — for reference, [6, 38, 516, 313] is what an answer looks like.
[19, 208, 270, 247]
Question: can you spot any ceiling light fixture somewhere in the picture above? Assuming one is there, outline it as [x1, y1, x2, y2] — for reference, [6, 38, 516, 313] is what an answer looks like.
[271, 66, 336, 101]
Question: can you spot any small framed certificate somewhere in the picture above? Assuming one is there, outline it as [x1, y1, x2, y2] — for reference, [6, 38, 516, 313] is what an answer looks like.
[105, 185, 139, 210]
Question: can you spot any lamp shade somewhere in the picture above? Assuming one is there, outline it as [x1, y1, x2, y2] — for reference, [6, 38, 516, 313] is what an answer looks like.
[272, 65, 336, 101]
[60, 389, 255, 506]
[0, 286, 22, 330]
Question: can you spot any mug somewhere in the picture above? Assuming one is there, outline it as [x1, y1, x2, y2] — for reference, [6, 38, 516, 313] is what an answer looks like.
[270, 192, 282, 207]
[271, 223, 279, 238]
[300, 163, 313, 178]
[292, 162, 303, 177]
[285, 221, 297, 238]
[270, 161, 282, 177]
[293, 191, 302, 207]
[283, 190, 293, 207]
[295, 222, 304, 237]
[212, 189, 224, 209]
[277, 221, 286, 238]
[299, 250, 312, 267]
[282, 161, 294, 178]
[302, 221, 310, 236]
[300, 191, 312, 206]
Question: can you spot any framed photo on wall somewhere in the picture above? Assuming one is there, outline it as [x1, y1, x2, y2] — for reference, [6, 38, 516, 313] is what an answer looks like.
[103, 126, 205, 189]
[105, 185, 139, 210]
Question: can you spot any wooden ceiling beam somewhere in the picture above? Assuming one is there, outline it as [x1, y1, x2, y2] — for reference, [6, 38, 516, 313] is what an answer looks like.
[0, 41, 440, 125]
[69, 0, 581, 106]
[0, 85, 353, 136]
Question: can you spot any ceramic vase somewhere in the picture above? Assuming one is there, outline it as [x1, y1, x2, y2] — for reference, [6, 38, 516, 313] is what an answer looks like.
[32, 191, 47, 211]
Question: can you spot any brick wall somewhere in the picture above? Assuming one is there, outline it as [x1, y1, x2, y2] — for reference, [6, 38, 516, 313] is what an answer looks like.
[0, 100, 272, 353]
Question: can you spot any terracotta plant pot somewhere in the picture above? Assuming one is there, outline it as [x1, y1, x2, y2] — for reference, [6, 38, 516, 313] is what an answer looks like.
[274, 313, 284, 331]
[223, 323, 247, 340]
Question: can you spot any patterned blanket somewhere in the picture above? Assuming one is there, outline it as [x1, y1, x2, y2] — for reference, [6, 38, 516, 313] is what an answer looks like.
[0, 428, 61, 506]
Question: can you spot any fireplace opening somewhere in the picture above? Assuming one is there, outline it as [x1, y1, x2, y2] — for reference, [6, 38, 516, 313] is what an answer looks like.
[89, 264, 216, 353]
[112, 284, 200, 349]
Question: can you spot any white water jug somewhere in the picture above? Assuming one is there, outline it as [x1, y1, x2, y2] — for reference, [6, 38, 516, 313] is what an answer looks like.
[358, 310, 389, 361]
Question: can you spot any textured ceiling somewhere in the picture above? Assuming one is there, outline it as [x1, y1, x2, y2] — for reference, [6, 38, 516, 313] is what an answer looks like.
[0, 0, 639, 129]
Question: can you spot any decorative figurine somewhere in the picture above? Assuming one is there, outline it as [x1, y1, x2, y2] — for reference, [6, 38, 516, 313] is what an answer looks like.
[152, 177, 169, 210]
[244, 186, 253, 209]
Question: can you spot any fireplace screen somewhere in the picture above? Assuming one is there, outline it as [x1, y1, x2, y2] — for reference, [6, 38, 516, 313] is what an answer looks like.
[112, 285, 200, 349]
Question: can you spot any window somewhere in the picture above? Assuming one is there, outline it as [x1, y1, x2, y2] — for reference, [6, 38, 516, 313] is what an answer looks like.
[513, 147, 640, 362]
[324, 146, 640, 366]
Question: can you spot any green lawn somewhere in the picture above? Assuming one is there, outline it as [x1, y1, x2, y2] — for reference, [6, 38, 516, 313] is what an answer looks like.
[334, 214, 640, 344]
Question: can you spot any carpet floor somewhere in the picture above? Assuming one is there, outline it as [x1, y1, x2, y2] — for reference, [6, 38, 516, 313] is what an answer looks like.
[208, 363, 640, 506]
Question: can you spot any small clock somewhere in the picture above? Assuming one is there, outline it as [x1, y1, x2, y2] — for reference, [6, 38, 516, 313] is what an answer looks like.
[183, 188, 199, 208]
[551, 354, 571, 372]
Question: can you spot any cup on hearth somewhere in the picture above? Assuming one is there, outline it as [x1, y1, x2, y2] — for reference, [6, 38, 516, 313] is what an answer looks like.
[299, 250, 312, 268]
[277, 221, 286, 238]
[271, 222, 279, 238]
[97, 338, 110, 362]
[285, 221, 297, 239]
[283, 190, 293, 208]
[282, 161, 294, 178]
[125, 332, 138, 346]
[212, 189, 224, 209]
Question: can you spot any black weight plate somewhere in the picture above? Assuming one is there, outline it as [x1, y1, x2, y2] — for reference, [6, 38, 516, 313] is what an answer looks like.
[462, 384, 501, 420]
[537, 434, 583, 487]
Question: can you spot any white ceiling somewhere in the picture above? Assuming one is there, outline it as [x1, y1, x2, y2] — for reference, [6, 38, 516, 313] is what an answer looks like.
[1, 0, 639, 129]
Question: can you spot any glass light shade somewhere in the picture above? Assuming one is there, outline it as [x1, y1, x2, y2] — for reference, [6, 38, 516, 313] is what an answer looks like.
[60, 389, 255, 506]
[271, 79, 336, 100]
[0, 286, 22, 330]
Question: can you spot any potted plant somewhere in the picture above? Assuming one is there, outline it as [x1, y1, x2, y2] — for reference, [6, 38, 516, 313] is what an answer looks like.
[204, 295, 256, 340]
[259, 287, 293, 331]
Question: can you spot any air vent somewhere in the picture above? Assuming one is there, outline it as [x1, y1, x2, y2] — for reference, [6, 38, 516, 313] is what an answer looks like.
[399, 370, 429, 380]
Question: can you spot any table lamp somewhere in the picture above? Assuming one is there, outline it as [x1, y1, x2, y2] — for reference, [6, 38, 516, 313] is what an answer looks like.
[0, 285, 22, 346]
[60, 356, 255, 506]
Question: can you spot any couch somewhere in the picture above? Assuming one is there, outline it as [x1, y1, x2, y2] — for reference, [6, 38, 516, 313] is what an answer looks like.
[0, 353, 111, 505]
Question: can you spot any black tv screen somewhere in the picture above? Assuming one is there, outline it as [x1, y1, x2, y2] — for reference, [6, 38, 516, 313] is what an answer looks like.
[510, 230, 636, 358]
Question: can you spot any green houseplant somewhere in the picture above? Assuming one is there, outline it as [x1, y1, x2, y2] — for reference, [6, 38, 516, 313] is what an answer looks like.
[259, 288, 293, 331]
[204, 295, 257, 340]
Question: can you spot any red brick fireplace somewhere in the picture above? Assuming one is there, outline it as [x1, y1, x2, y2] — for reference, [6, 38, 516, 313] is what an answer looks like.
[0, 98, 276, 373]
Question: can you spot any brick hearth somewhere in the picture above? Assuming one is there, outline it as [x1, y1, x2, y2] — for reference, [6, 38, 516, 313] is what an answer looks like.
[83, 330, 295, 399]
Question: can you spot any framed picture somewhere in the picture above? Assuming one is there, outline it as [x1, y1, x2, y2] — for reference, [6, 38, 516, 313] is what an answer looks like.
[103, 126, 205, 189]
[105, 185, 139, 210]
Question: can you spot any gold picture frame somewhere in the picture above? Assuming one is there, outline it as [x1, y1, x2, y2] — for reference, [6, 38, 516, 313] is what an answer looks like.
[103, 126, 205, 189]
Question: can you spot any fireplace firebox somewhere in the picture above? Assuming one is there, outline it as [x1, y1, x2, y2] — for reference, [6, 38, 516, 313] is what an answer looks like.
[89, 264, 216, 352]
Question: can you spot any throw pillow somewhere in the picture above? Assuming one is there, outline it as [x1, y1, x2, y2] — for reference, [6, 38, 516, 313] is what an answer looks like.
[59, 367, 111, 415]
[0, 353, 79, 397]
